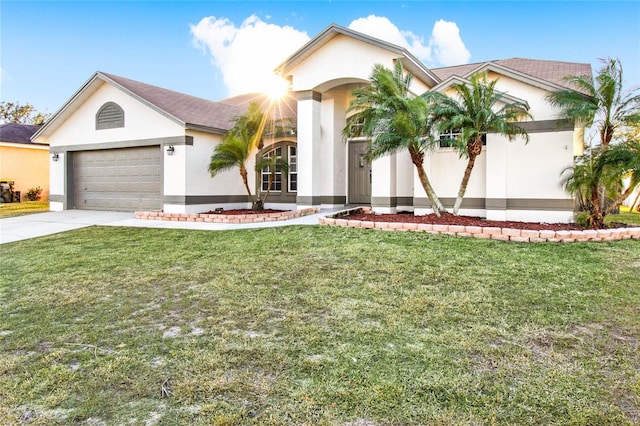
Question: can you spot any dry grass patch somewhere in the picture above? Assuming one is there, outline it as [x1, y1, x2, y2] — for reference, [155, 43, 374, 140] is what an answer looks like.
[0, 226, 638, 425]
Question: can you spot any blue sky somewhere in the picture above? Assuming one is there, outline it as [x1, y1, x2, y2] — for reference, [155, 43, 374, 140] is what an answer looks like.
[1, 1, 639, 115]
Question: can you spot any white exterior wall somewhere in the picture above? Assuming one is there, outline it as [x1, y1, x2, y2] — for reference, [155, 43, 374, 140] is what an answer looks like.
[319, 92, 347, 207]
[296, 94, 322, 207]
[46, 83, 184, 147]
[288, 35, 401, 92]
[49, 152, 65, 211]
[395, 152, 414, 212]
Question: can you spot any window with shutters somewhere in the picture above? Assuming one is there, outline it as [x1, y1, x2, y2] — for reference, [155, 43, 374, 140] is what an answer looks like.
[96, 102, 124, 130]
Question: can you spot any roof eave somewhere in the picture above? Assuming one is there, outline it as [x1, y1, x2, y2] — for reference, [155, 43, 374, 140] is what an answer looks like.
[185, 124, 228, 135]
[430, 75, 531, 110]
[276, 23, 441, 87]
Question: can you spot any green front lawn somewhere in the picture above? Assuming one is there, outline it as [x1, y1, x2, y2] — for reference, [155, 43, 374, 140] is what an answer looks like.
[1, 226, 639, 425]
[0, 200, 49, 218]
[606, 205, 640, 225]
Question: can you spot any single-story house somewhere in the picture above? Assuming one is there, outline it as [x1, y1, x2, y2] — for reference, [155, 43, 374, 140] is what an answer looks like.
[34, 24, 590, 222]
[0, 123, 49, 201]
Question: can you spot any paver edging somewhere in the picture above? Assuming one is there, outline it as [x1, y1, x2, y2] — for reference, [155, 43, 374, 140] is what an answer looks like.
[320, 207, 640, 243]
[135, 207, 319, 224]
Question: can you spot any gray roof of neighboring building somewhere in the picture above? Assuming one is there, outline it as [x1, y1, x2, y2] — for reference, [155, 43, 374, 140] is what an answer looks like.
[431, 58, 592, 92]
[0, 123, 44, 145]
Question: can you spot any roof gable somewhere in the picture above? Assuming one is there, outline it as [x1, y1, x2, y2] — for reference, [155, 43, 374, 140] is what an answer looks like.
[34, 72, 243, 141]
[276, 24, 441, 88]
[431, 58, 591, 93]
[430, 76, 530, 110]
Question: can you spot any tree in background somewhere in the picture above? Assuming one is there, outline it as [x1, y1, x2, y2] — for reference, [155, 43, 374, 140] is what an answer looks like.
[0, 101, 49, 125]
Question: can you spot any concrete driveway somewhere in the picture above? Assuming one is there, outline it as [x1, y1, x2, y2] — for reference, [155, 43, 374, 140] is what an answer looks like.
[0, 209, 327, 244]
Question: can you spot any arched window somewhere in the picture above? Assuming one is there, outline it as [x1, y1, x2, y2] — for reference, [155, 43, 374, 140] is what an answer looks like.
[96, 102, 124, 130]
[257, 142, 297, 194]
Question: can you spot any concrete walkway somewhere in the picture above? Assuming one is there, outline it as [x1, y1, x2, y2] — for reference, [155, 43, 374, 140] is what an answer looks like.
[0, 209, 330, 245]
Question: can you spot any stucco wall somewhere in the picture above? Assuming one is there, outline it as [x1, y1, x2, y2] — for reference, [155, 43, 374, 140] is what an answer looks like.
[0, 144, 50, 201]
[45, 83, 184, 147]
[288, 34, 403, 92]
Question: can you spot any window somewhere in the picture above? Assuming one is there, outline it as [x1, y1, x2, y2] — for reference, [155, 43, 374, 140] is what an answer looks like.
[96, 102, 124, 130]
[288, 146, 297, 192]
[438, 129, 460, 149]
[438, 130, 486, 149]
[261, 147, 283, 192]
[347, 115, 365, 138]
[258, 143, 297, 194]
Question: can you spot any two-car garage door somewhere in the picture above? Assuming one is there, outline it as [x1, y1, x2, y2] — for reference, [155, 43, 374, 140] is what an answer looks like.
[73, 146, 162, 211]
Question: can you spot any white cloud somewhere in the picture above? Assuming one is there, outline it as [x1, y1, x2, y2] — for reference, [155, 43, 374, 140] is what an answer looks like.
[348, 15, 432, 61]
[429, 19, 471, 66]
[191, 15, 309, 97]
[348, 15, 470, 67]
[190, 14, 471, 97]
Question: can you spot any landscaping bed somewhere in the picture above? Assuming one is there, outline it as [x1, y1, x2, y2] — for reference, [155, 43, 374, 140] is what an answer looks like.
[322, 207, 640, 243]
[135, 207, 318, 224]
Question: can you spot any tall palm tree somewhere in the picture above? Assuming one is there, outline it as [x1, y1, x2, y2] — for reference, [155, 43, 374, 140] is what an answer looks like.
[345, 61, 445, 215]
[209, 102, 269, 210]
[546, 58, 640, 151]
[429, 73, 531, 215]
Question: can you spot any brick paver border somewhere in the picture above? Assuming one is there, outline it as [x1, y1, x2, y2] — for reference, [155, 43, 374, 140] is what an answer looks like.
[319, 207, 640, 243]
[135, 207, 319, 224]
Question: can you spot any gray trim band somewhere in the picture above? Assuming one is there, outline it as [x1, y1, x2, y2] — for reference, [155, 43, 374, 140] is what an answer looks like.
[414, 197, 486, 209]
[296, 91, 322, 102]
[414, 197, 572, 211]
[49, 194, 64, 203]
[163, 195, 251, 205]
[518, 119, 573, 133]
[296, 196, 346, 205]
[491, 198, 574, 211]
[52, 135, 193, 153]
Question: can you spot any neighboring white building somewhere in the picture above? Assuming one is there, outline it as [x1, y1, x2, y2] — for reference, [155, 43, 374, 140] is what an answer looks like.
[34, 24, 590, 222]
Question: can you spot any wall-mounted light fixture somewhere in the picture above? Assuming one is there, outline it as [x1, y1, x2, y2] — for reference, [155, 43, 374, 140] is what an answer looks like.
[166, 145, 175, 156]
[51, 152, 60, 162]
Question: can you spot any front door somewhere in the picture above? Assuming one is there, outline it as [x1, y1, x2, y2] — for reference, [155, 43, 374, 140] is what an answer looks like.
[348, 141, 371, 204]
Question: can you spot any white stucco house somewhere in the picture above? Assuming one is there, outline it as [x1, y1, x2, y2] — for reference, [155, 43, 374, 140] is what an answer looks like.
[34, 24, 590, 222]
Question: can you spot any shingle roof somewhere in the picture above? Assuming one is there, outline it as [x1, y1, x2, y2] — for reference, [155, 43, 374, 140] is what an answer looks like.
[100, 72, 243, 132]
[220, 91, 298, 121]
[431, 58, 592, 92]
[0, 123, 42, 145]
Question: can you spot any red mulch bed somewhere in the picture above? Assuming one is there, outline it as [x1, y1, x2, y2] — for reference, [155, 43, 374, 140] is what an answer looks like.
[346, 212, 586, 231]
[202, 209, 289, 215]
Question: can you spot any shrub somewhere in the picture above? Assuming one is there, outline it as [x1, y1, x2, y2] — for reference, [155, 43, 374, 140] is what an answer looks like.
[25, 186, 42, 201]
[574, 212, 591, 228]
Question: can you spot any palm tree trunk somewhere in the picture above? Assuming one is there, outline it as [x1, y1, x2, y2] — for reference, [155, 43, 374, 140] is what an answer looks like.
[605, 183, 638, 215]
[453, 153, 477, 215]
[630, 190, 640, 212]
[453, 137, 482, 215]
[590, 185, 605, 229]
[239, 166, 256, 207]
[409, 148, 445, 216]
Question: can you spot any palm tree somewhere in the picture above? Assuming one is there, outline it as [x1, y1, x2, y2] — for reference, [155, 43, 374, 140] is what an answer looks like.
[209, 102, 269, 210]
[428, 73, 531, 215]
[546, 58, 640, 151]
[562, 139, 640, 229]
[345, 61, 445, 216]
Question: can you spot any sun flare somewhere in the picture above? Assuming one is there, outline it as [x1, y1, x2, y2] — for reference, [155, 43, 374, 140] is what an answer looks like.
[265, 74, 289, 100]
